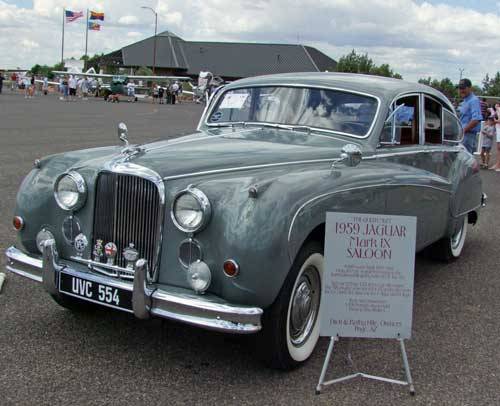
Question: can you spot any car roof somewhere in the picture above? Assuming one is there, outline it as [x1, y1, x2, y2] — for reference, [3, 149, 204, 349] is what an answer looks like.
[226, 72, 454, 110]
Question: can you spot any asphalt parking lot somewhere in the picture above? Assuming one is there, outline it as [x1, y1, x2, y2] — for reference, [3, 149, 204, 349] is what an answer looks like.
[0, 92, 499, 406]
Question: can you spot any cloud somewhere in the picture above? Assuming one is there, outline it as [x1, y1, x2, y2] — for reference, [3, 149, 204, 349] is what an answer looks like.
[118, 15, 138, 25]
[0, 0, 499, 84]
[127, 31, 142, 38]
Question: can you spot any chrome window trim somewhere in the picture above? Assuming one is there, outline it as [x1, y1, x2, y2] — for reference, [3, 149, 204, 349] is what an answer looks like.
[100, 161, 165, 282]
[442, 109, 464, 143]
[287, 182, 452, 243]
[171, 186, 212, 233]
[54, 171, 87, 211]
[200, 83, 382, 139]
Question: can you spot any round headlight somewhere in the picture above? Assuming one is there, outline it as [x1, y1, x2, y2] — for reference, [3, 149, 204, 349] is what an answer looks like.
[171, 187, 211, 233]
[54, 171, 87, 211]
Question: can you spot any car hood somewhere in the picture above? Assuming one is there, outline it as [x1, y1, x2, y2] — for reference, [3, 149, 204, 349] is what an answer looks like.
[114, 127, 358, 180]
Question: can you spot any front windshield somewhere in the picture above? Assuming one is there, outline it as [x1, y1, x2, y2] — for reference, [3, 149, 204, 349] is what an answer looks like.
[207, 86, 378, 137]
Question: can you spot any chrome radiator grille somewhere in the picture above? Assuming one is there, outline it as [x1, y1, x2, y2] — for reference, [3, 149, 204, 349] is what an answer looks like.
[92, 172, 161, 275]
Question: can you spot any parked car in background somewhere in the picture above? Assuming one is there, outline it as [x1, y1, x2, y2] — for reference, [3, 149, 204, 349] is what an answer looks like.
[6, 73, 485, 370]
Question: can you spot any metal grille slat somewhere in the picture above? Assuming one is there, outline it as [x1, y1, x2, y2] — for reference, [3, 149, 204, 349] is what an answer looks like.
[92, 173, 161, 276]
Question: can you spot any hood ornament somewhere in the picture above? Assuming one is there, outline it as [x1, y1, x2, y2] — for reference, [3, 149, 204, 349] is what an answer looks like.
[117, 122, 129, 147]
[117, 122, 144, 159]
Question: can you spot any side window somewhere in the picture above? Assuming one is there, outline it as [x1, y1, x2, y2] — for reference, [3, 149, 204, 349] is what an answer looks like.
[443, 110, 463, 142]
[424, 96, 442, 144]
[380, 95, 420, 146]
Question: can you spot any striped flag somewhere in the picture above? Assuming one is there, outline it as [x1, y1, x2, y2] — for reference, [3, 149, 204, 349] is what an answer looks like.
[90, 11, 104, 21]
[88, 22, 101, 31]
[65, 10, 84, 23]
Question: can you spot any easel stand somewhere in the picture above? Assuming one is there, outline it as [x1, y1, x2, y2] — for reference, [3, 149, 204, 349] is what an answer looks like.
[316, 336, 415, 396]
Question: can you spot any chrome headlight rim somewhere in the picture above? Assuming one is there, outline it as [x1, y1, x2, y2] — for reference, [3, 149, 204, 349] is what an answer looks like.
[171, 186, 212, 233]
[54, 171, 87, 211]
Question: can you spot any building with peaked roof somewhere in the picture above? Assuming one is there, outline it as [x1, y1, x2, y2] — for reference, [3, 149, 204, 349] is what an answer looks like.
[99, 31, 337, 80]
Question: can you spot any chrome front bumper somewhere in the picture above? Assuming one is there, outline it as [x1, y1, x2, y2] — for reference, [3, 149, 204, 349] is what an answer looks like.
[5, 241, 262, 334]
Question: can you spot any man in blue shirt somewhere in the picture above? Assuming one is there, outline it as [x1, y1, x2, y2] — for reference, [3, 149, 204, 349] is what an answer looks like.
[458, 79, 483, 154]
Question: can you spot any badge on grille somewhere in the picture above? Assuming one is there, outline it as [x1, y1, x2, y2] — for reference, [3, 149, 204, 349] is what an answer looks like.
[74, 233, 88, 257]
[93, 239, 104, 262]
[104, 242, 117, 265]
[123, 243, 139, 269]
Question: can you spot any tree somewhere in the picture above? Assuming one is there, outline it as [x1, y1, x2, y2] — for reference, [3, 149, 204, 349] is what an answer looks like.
[29, 62, 64, 79]
[80, 53, 105, 72]
[418, 77, 457, 99]
[135, 66, 154, 76]
[482, 72, 500, 96]
[335, 49, 403, 79]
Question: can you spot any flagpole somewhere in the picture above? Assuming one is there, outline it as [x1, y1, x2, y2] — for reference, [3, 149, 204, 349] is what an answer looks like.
[61, 8, 65, 65]
[84, 9, 89, 71]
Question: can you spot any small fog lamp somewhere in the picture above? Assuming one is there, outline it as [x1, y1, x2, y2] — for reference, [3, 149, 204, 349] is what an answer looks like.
[36, 229, 55, 253]
[187, 260, 211, 294]
[13, 216, 24, 231]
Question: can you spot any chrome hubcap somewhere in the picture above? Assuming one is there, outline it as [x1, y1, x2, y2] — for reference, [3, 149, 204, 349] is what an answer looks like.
[289, 265, 321, 347]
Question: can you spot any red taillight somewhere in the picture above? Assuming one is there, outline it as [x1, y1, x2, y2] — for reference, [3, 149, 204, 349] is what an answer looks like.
[223, 259, 239, 278]
[13, 216, 24, 231]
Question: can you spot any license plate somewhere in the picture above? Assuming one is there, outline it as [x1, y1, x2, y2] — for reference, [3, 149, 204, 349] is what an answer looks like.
[59, 271, 133, 312]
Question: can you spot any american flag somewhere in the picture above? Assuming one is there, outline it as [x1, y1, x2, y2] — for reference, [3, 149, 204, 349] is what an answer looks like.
[65, 10, 84, 23]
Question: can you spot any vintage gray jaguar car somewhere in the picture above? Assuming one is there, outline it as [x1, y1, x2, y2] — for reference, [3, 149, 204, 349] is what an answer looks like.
[6, 73, 485, 369]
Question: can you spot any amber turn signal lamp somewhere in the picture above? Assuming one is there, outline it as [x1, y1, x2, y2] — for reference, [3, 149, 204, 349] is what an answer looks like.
[223, 259, 239, 278]
[13, 216, 24, 231]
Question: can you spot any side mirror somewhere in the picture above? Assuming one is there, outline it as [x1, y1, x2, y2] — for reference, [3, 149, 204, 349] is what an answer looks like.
[340, 144, 362, 167]
[118, 122, 129, 147]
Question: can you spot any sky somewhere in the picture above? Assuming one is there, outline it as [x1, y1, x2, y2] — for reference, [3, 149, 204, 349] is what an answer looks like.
[1, 0, 499, 84]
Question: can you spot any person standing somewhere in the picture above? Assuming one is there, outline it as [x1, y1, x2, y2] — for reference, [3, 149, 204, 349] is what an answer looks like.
[81, 77, 89, 100]
[480, 116, 495, 168]
[68, 75, 77, 101]
[457, 79, 482, 154]
[29, 75, 35, 98]
[42, 77, 48, 95]
[0, 71, 4, 94]
[490, 103, 500, 170]
[10, 72, 17, 91]
[158, 85, 164, 104]
[170, 81, 179, 104]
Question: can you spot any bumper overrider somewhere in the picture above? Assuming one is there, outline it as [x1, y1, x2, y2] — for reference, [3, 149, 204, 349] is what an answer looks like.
[5, 240, 262, 334]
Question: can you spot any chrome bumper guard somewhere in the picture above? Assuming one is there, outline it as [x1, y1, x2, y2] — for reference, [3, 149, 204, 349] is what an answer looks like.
[5, 241, 262, 334]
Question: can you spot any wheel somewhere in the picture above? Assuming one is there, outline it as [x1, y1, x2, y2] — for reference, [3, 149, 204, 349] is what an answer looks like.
[429, 216, 467, 261]
[257, 241, 323, 370]
[50, 292, 99, 312]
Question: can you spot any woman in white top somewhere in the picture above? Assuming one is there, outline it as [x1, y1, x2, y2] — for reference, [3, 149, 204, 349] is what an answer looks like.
[491, 103, 500, 171]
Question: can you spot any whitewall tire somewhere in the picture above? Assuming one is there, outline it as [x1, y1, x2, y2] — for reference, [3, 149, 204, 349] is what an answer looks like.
[257, 241, 323, 370]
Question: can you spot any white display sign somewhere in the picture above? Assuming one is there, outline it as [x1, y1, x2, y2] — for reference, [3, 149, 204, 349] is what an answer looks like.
[320, 212, 416, 339]
[220, 93, 248, 109]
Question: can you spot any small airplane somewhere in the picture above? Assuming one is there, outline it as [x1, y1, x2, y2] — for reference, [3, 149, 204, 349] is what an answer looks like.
[52, 68, 193, 101]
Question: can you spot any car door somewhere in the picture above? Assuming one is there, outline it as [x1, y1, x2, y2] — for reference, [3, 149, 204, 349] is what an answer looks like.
[377, 93, 452, 250]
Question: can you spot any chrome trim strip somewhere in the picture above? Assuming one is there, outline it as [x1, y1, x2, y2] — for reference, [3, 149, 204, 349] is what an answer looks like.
[163, 158, 337, 181]
[366, 147, 461, 160]
[201, 83, 382, 140]
[163, 146, 461, 181]
[453, 203, 482, 219]
[287, 183, 452, 243]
